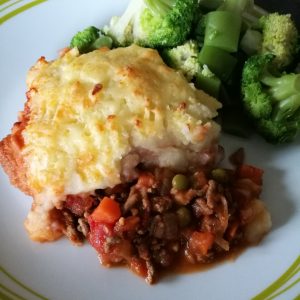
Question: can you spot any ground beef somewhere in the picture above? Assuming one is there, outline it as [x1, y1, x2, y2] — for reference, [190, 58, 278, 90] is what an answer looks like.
[62, 148, 268, 284]
[62, 210, 84, 245]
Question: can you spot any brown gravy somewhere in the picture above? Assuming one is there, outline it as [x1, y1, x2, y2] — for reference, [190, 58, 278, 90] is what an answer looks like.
[161, 243, 248, 279]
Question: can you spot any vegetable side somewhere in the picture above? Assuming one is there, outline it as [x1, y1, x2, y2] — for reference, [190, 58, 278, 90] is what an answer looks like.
[69, 0, 300, 144]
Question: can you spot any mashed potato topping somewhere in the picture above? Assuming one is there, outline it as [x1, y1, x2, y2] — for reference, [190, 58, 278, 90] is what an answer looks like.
[23, 45, 221, 200]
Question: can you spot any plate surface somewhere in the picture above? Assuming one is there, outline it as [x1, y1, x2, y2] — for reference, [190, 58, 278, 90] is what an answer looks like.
[0, 1, 299, 300]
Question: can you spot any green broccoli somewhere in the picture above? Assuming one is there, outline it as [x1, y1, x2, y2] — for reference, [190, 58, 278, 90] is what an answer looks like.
[161, 40, 221, 96]
[161, 40, 201, 81]
[103, 0, 198, 48]
[260, 13, 299, 69]
[257, 119, 300, 144]
[240, 13, 299, 69]
[242, 54, 300, 143]
[70, 26, 112, 54]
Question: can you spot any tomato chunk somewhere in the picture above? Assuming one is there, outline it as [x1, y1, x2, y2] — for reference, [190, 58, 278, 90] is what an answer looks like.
[65, 195, 95, 216]
[91, 197, 121, 224]
[88, 220, 114, 253]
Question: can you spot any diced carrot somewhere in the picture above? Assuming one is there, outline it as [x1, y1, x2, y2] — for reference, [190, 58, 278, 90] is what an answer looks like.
[236, 164, 264, 185]
[91, 197, 121, 224]
[188, 231, 215, 256]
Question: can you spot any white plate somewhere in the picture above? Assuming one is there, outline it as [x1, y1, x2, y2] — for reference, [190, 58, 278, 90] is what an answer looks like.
[0, 1, 299, 300]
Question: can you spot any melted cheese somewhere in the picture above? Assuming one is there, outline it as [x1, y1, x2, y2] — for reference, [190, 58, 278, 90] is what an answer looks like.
[22, 45, 221, 199]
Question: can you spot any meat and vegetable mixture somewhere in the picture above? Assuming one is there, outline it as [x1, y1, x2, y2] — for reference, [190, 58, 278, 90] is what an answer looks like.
[60, 148, 271, 283]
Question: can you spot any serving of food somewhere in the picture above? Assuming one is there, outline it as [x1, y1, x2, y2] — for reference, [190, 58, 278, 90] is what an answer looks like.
[0, 0, 299, 298]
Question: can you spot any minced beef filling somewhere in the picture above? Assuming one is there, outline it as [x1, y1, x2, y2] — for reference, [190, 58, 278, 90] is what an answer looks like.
[61, 148, 264, 284]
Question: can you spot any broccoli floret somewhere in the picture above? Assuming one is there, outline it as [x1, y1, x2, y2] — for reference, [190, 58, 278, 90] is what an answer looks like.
[161, 40, 201, 80]
[104, 0, 198, 48]
[70, 26, 112, 53]
[71, 26, 99, 53]
[242, 54, 273, 118]
[260, 13, 299, 69]
[240, 13, 299, 68]
[161, 40, 221, 96]
[257, 118, 299, 144]
[242, 54, 300, 143]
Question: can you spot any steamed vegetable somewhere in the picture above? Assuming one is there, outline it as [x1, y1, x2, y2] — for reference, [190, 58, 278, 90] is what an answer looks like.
[69, 0, 300, 145]
[198, 45, 237, 82]
[161, 40, 201, 80]
[260, 13, 299, 69]
[204, 10, 242, 53]
[90, 197, 121, 224]
[240, 29, 262, 56]
[242, 54, 300, 143]
[195, 65, 221, 97]
[161, 40, 221, 96]
[196, 0, 248, 85]
[172, 174, 189, 190]
[70, 26, 112, 53]
[103, 0, 198, 48]
[240, 13, 299, 69]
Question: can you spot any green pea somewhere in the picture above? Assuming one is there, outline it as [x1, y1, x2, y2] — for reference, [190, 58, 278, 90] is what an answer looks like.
[172, 174, 189, 190]
[211, 168, 230, 183]
[176, 207, 192, 228]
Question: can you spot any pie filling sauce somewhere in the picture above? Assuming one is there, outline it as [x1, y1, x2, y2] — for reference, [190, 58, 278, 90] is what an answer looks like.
[58, 148, 265, 284]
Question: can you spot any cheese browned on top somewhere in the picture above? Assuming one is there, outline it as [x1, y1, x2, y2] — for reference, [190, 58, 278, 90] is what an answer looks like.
[23, 45, 221, 200]
[1, 45, 222, 241]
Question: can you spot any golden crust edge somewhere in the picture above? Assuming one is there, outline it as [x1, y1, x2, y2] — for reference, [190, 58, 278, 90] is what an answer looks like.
[0, 122, 64, 242]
